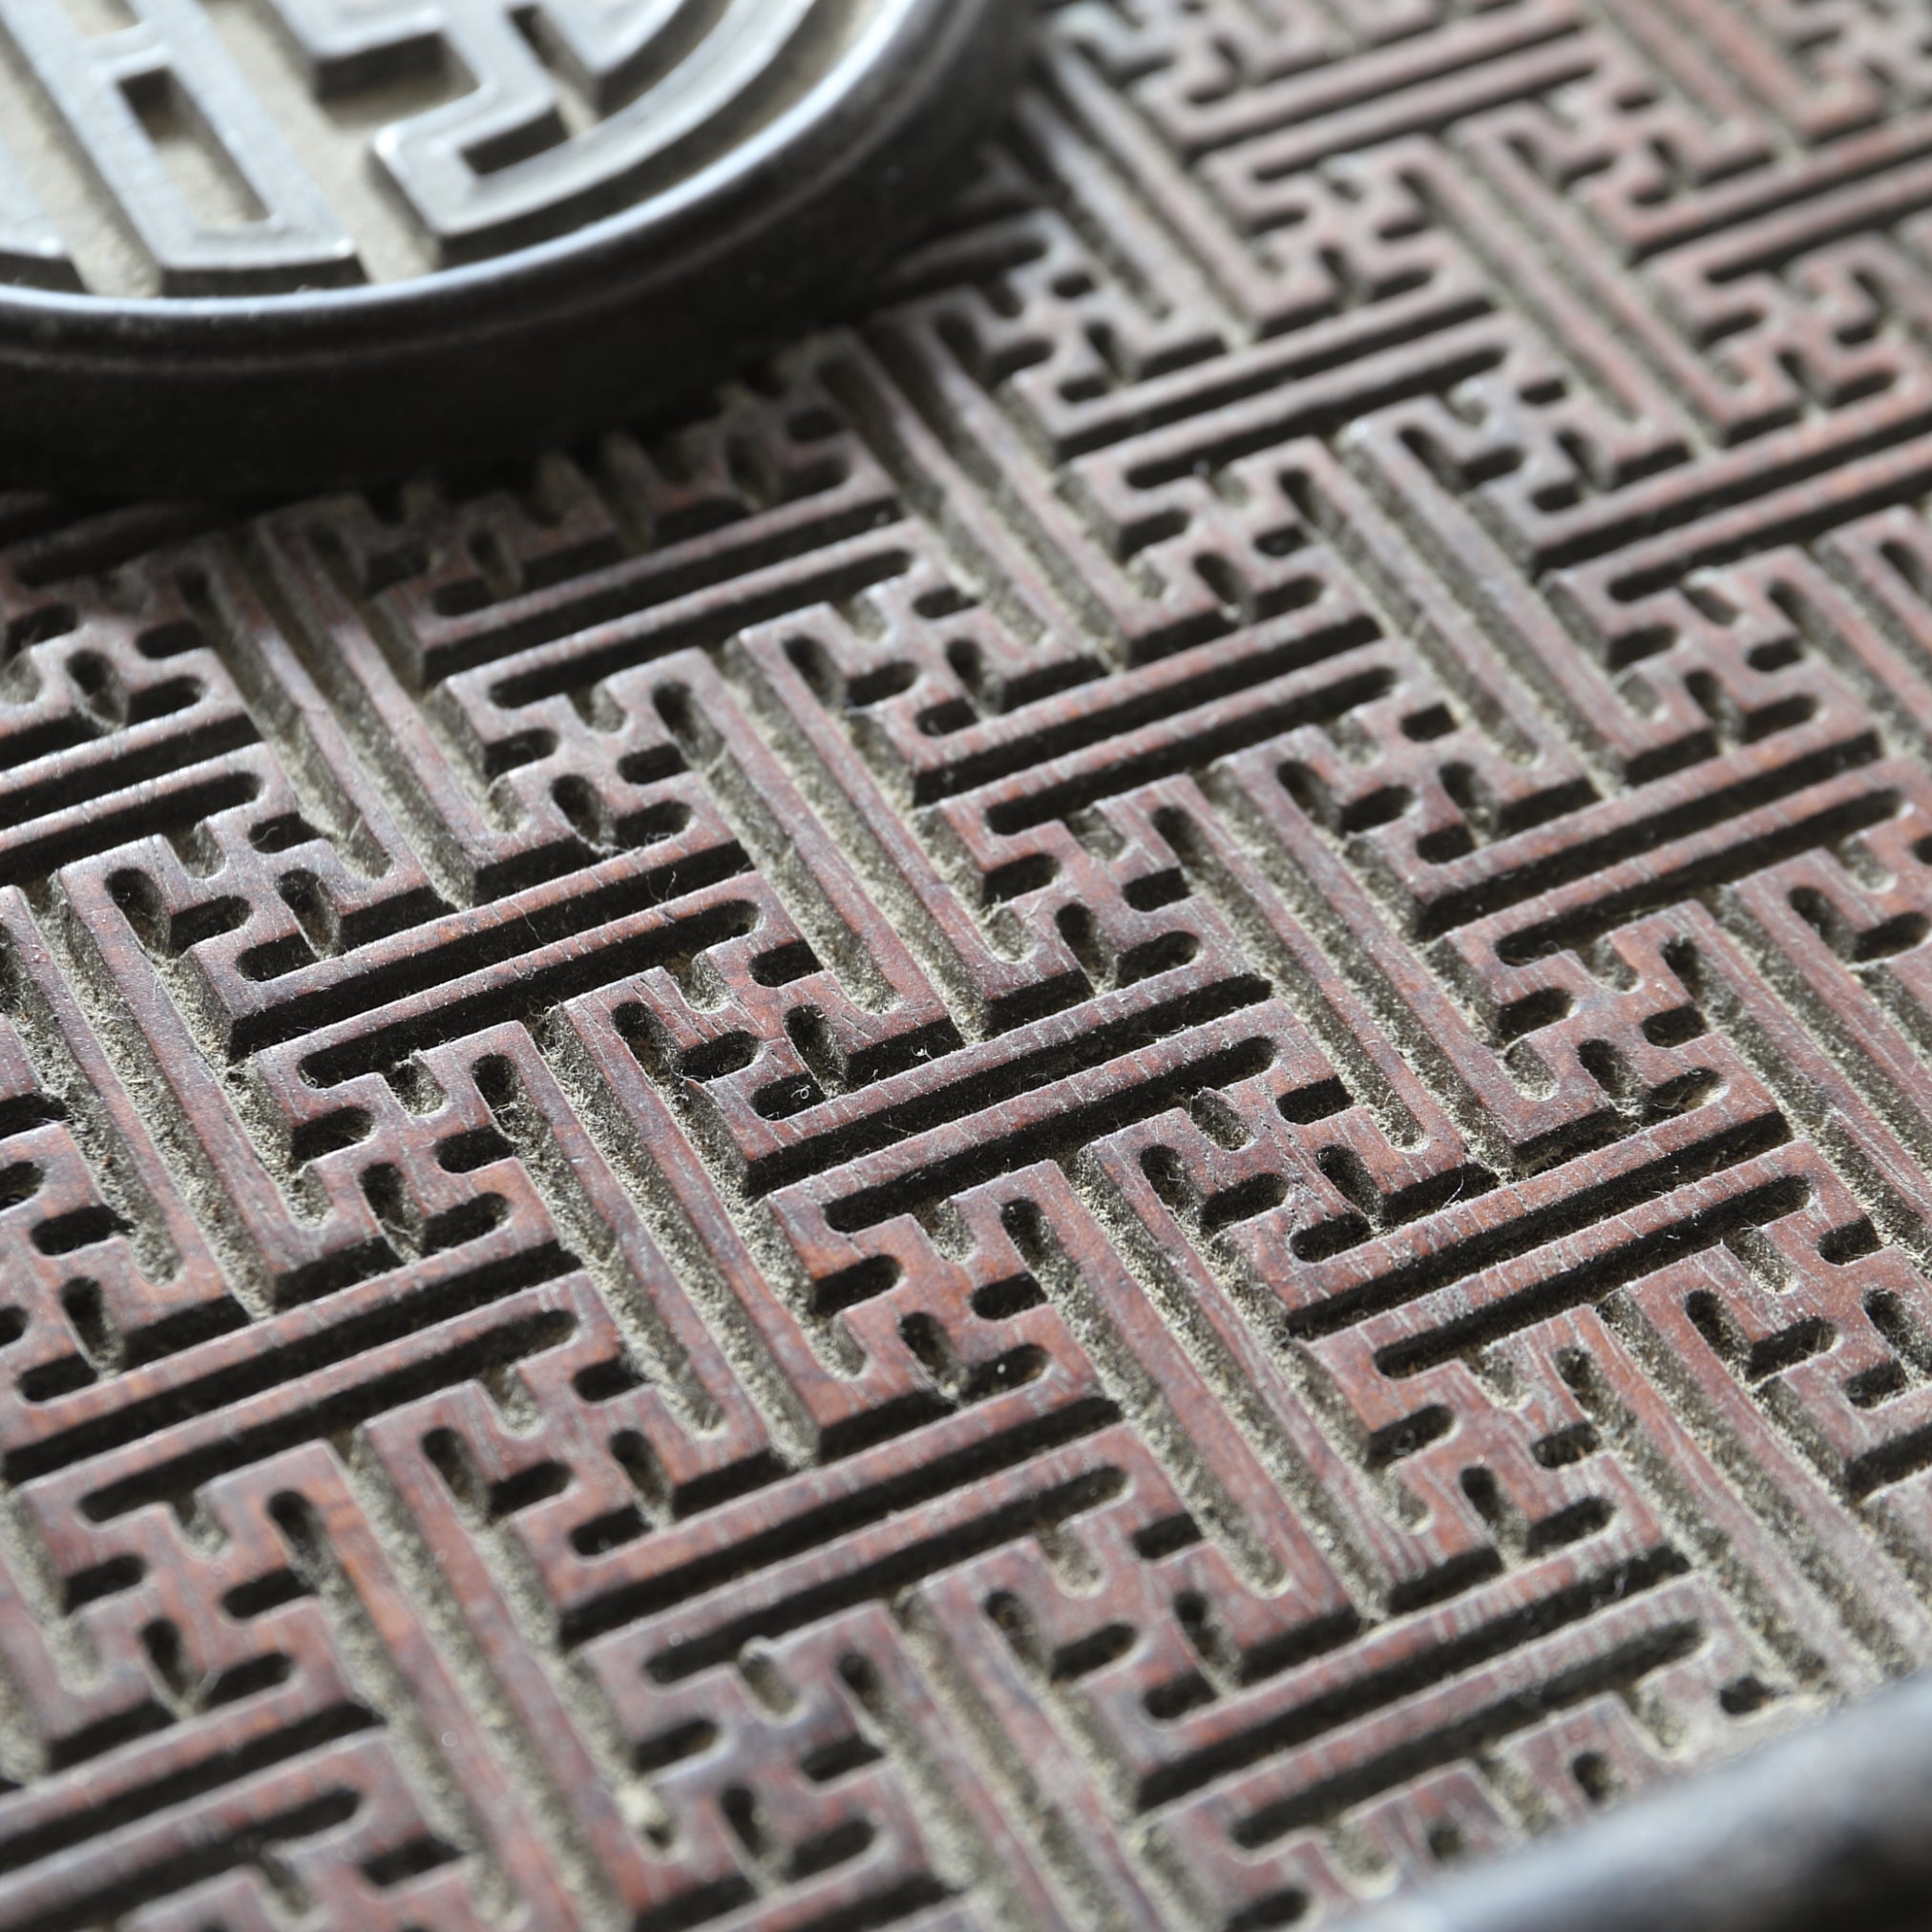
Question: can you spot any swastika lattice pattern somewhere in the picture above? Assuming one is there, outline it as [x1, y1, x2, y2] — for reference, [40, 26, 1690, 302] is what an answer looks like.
[5, 0, 1932, 1925]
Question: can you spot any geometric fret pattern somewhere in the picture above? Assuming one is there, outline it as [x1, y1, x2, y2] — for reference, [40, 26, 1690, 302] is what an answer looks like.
[5, 2, 1932, 1925]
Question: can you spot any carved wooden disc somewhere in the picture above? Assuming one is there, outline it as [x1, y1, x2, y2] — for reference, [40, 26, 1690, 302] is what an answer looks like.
[0, 0, 1020, 490]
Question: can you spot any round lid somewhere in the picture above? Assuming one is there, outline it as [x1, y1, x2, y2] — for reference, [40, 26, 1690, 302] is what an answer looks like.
[0, 0, 1022, 493]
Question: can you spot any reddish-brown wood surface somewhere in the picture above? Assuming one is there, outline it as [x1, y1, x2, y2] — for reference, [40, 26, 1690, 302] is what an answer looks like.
[4, 2, 1932, 1926]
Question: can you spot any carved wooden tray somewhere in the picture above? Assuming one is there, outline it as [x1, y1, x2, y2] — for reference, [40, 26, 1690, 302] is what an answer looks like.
[0, 3, 1929, 1929]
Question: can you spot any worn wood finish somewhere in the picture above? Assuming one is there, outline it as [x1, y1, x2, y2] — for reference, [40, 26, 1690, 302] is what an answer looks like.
[3, 2, 1932, 1926]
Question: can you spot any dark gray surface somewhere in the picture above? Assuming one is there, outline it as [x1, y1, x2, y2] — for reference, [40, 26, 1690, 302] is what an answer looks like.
[1345, 1675, 1932, 1932]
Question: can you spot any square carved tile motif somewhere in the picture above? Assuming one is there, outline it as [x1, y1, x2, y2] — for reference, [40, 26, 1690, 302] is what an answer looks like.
[3, 3, 1932, 1928]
